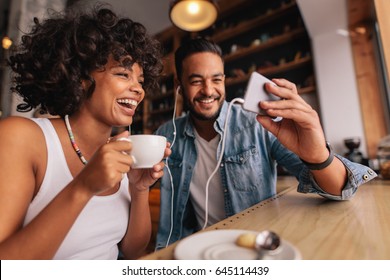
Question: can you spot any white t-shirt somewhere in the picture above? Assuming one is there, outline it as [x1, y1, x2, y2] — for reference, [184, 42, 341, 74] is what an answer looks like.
[189, 130, 226, 229]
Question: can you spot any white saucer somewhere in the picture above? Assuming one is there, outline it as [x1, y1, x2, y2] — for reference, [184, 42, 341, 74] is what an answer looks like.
[174, 229, 301, 260]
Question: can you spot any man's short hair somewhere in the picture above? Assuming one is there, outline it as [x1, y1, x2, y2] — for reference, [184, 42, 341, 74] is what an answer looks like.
[174, 37, 223, 82]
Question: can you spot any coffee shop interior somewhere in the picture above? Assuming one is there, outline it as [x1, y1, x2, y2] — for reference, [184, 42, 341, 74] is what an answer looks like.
[1, 0, 390, 260]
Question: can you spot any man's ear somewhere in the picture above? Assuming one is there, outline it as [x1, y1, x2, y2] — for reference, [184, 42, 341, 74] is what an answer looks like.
[175, 78, 182, 95]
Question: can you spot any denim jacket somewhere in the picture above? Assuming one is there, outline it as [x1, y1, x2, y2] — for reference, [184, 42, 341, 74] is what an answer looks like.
[154, 101, 377, 250]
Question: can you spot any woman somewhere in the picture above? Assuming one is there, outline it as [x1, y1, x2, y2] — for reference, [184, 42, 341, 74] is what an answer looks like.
[0, 4, 168, 259]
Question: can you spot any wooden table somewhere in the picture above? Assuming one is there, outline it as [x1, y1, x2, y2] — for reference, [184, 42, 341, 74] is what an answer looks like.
[140, 178, 390, 260]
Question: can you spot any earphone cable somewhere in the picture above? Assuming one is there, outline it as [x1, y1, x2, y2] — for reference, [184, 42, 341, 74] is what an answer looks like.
[164, 86, 180, 248]
[202, 97, 244, 229]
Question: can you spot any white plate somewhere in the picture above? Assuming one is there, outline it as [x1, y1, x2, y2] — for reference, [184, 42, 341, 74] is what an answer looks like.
[174, 229, 301, 260]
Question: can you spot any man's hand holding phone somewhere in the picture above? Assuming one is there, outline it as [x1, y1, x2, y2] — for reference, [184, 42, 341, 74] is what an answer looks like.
[244, 73, 328, 163]
[242, 72, 280, 115]
[242, 72, 282, 119]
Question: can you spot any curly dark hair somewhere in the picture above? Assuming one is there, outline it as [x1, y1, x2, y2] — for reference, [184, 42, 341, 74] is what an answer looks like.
[8, 3, 163, 117]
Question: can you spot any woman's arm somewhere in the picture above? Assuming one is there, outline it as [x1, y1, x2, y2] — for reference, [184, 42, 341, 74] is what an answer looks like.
[0, 117, 94, 259]
[0, 117, 133, 259]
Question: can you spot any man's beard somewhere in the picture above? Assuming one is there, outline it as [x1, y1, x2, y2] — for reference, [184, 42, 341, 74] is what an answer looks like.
[183, 94, 224, 121]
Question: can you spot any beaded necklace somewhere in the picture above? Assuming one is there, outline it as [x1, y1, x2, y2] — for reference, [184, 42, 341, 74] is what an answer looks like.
[64, 115, 88, 165]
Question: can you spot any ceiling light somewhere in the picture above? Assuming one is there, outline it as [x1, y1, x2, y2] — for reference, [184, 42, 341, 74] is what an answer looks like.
[169, 0, 218, 32]
[354, 26, 367, 35]
[2, 36, 13, 49]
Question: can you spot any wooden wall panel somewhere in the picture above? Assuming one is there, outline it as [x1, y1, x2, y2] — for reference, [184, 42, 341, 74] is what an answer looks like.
[374, 0, 390, 84]
[348, 0, 388, 158]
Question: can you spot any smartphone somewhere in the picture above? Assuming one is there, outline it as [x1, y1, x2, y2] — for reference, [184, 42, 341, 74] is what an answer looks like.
[242, 72, 281, 115]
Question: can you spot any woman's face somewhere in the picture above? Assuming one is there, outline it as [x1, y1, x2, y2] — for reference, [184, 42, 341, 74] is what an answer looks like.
[84, 56, 145, 127]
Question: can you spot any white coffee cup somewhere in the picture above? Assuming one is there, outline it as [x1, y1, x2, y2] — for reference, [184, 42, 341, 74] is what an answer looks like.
[118, 135, 166, 169]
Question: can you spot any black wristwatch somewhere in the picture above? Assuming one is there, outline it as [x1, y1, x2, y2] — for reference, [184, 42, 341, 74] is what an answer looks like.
[300, 142, 334, 170]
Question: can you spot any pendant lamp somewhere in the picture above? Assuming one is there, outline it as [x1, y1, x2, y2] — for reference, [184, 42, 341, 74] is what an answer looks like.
[2, 36, 12, 50]
[169, 0, 218, 32]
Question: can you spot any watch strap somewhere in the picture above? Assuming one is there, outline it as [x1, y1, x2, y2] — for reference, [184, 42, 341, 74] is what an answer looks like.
[300, 142, 334, 170]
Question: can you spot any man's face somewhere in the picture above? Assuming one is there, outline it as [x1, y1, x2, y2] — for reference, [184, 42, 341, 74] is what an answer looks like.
[179, 52, 225, 121]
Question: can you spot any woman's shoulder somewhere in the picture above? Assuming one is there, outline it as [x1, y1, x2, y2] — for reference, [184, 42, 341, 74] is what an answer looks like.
[0, 116, 47, 145]
[0, 116, 42, 133]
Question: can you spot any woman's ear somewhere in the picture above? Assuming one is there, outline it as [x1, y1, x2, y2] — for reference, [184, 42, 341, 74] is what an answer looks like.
[81, 79, 90, 92]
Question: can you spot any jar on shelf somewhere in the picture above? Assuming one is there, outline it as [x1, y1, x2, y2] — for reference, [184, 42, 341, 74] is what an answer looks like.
[377, 135, 390, 179]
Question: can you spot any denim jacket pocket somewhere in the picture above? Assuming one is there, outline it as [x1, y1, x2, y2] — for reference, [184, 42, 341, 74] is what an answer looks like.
[224, 147, 262, 191]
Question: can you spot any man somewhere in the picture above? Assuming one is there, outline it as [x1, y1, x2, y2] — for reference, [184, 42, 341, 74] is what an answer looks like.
[154, 38, 376, 250]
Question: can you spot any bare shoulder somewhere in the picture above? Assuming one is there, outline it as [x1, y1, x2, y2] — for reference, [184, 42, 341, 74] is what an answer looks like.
[0, 116, 40, 128]
[0, 116, 44, 143]
[0, 117, 47, 163]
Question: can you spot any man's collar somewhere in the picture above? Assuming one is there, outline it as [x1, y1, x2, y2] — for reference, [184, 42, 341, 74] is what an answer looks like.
[215, 101, 229, 132]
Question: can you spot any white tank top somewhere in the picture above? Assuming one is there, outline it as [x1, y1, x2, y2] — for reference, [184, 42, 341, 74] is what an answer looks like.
[24, 118, 131, 259]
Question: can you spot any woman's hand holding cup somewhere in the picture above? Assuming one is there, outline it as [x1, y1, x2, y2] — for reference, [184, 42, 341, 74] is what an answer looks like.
[115, 134, 170, 193]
